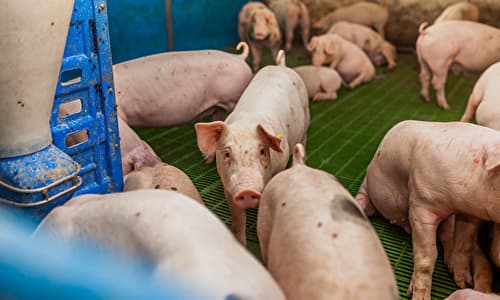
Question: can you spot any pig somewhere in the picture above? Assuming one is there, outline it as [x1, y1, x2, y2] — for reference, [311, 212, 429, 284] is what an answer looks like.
[435, 2, 480, 24]
[416, 21, 500, 110]
[355, 120, 500, 300]
[307, 33, 375, 89]
[115, 42, 253, 127]
[34, 190, 286, 300]
[194, 51, 309, 245]
[257, 144, 399, 300]
[268, 0, 310, 51]
[446, 289, 500, 300]
[328, 21, 397, 70]
[438, 214, 493, 292]
[461, 62, 500, 129]
[123, 162, 203, 205]
[312, 2, 389, 38]
[293, 65, 343, 101]
[238, 2, 282, 71]
[59, 101, 160, 175]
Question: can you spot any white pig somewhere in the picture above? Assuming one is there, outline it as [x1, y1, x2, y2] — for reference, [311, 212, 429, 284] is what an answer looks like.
[461, 62, 500, 129]
[195, 51, 309, 245]
[312, 2, 389, 38]
[115, 43, 253, 127]
[258, 144, 399, 300]
[328, 21, 397, 70]
[435, 2, 480, 24]
[308, 33, 375, 89]
[123, 162, 203, 205]
[356, 120, 500, 300]
[446, 289, 500, 300]
[34, 190, 286, 300]
[416, 21, 500, 110]
[293, 65, 343, 101]
[238, 2, 282, 71]
[268, 0, 310, 51]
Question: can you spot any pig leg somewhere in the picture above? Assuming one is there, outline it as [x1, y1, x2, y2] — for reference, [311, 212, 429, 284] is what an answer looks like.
[250, 44, 263, 72]
[226, 188, 247, 246]
[257, 199, 273, 265]
[270, 45, 281, 65]
[407, 204, 441, 300]
[419, 62, 432, 103]
[380, 48, 396, 71]
[355, 177, 378, 216]
[299, 2, 310, 49]
[439, 214, 455, 267]
[348, 70, 369, 89]
[460, 85, 484, 123]
[431, 61, 452, 110]
[449, 214, 482, 289]
[471, 234, 493, 293]
[284, 14, 298, 51]
[312, 91, 337, 101]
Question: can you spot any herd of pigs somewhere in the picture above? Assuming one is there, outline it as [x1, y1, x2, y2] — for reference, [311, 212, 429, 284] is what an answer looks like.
[32, 1, 500, 299]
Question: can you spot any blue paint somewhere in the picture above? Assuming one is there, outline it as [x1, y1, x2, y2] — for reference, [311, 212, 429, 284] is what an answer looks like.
[170, 0, 248, 51]
[107, 0, 168, 63]
[0, 210, 204, 300]
[106, 0, 249, 61]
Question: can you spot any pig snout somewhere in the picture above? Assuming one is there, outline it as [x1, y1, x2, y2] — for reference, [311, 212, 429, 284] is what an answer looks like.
[234, 189, 261, 209]
[252, 26, 269, 40]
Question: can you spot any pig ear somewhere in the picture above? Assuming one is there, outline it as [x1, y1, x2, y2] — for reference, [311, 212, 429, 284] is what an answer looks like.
[306, 37, 317, 52]
[257, 124, 283, 153]
[483, 147, 500, 172]
[325, 38, 337, 55]
[195, 121, 227, 155]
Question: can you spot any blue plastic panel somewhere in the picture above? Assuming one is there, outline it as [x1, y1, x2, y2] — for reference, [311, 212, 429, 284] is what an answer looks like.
[51, 0, 123, 197]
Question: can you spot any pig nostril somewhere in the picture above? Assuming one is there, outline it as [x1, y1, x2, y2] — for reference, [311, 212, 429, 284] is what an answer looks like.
[252, 195, 258, 200]
[238, 196, 244, 201]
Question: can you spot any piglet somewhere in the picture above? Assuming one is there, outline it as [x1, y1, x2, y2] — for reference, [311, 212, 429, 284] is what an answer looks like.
[195, 51, 309, 245]
[308, 33, 375, 89]
[123, 162, 203, 205]
[34, 190, 285, 300]
[417, 21, 500, 110]
[258, 144, 399, 300]
[356, 120, 500, 300]
[446, 289, 500, 300]
[115, 43, 253, 127]
[328, 21, 397, 70]
[238, 2, 281, 71]
[435, 2, 479, 24]
[312, 2, 388, 38]
[268, 0, 310, 51]
[461, 62, 500, 130]
[293, 65, 342, 101]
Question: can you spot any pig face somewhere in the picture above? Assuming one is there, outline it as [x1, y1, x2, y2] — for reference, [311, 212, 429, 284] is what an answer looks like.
[250, 10, 277, 41]
[307, 36, 338, 67]
[195, 121, 283, 209]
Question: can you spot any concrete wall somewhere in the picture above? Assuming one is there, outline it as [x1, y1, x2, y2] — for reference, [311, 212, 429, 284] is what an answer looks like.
[303, 0, 500, 48]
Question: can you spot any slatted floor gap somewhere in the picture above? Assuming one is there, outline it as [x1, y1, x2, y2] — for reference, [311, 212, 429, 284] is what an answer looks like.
[135, 49, 479, 299]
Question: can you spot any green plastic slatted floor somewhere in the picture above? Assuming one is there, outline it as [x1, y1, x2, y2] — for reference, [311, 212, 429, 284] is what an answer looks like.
[135, 49, 479, 299]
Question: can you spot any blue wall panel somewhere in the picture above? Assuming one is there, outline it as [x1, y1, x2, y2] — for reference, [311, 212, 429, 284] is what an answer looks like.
[107, 0, 168, 63]
[170, 0, 248, 51]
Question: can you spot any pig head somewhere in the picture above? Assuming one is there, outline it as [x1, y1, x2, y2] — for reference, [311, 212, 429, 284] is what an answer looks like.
[307, 35, 339, 67]
[195, 121, 283, 209]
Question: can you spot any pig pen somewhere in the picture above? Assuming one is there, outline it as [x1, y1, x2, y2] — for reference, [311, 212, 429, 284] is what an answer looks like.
[134, 48, 481, 299]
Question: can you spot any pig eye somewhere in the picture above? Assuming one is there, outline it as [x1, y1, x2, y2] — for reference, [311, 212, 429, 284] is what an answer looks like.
[259, 146, 266, 157]
[223, 148, 232, 160]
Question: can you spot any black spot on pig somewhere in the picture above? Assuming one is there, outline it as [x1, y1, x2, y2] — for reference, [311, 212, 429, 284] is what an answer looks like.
[154, 184, 160, 189]
[225, 294, 248, 300]
[281, 202, 286, 207]
[330, 195, 368, 224]
[332, 232, 338, 239]
[50, 22, 55, 26]
[170, 187, 178, 191]
[317, 221, 322, 228]
[135, 212, 141, 217]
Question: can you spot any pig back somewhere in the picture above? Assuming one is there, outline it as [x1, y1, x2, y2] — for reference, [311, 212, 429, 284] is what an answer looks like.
[226, 65, 309, 150]
[262, 165, 398, 299]
[114, 50, 252, 127]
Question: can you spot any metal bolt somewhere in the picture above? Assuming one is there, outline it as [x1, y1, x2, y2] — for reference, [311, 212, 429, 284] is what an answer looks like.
[98, 3, 106, 12]
[107, 87, 113, 94]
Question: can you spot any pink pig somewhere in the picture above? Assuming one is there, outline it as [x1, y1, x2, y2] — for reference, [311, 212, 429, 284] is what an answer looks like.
[115, 43, 253, 127]
[195, 52, 309, 245]
[238, 2, 282, 71]
[356, 120, 500, 300]
[268, 0, 310, 51]
[417, 21, 500, 110]
[308, 33, 375, 89]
